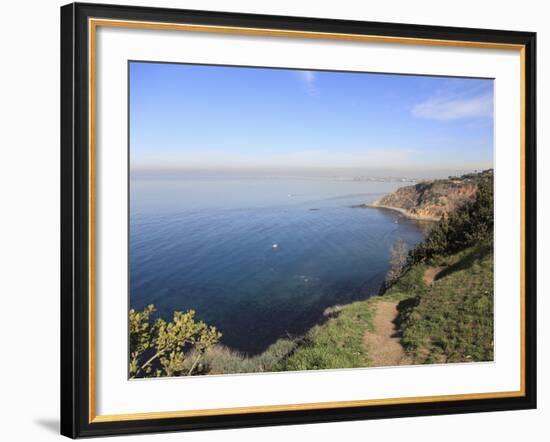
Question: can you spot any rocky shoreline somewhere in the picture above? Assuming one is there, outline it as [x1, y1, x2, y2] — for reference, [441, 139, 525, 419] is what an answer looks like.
[365, 203, 441, 221]
[351, 202, 439, 221]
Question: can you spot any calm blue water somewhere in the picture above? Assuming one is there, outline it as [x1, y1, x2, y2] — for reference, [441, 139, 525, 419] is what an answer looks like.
[130, 175, 427, 355]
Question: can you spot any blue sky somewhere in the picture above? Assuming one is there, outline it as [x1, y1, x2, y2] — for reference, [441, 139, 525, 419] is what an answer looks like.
[130, 62, 493, 174]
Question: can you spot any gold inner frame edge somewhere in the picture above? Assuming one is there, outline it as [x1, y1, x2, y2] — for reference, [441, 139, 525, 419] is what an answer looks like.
[88, 18, 527, 424]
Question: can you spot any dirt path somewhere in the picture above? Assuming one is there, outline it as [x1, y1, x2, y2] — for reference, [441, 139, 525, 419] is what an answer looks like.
[363, 301, 411, 367]
[423, 266, 445, 285]
[363, 267, 446, 367]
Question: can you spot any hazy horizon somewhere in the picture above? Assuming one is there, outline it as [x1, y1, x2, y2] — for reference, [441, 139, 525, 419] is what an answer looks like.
[130, 166, 490, 181]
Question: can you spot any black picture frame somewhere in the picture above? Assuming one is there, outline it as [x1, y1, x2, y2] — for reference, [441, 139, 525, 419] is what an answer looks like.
[61, 2, 537, 438]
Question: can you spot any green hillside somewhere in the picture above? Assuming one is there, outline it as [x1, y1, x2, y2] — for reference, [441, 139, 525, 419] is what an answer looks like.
[397, 242, 493, 364]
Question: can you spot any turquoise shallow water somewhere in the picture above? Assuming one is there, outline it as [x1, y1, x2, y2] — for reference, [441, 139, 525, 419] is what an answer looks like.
[130, 175, 427, 355]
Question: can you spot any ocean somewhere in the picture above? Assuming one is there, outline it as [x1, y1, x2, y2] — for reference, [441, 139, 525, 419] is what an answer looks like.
[129, 174, 427, 355]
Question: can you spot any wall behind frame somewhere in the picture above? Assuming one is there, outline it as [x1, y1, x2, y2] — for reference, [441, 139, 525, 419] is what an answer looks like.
[0, 0, 545, 441]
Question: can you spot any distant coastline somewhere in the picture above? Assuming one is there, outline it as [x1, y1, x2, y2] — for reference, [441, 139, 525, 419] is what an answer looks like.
[364, 203, 440, 221]
[351, 202, 440, 221]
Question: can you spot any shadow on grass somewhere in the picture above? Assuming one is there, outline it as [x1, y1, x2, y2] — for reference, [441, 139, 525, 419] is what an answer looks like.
[394, 296, 420, 335]
[435, 242, 492, 281]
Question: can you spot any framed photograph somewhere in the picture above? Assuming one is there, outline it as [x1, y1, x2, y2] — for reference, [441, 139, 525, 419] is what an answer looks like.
[60, 2, 536, 438]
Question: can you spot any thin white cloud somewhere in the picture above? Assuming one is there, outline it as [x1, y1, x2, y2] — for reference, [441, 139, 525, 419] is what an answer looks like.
[412, 92, 493, 121]
[296, 70, 319, 97]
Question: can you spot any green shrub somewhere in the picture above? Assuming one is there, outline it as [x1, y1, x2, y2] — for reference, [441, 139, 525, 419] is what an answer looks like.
[410, 174, 493, 262]
[187, 339, 298, 375]
[129, 305, 221, 378]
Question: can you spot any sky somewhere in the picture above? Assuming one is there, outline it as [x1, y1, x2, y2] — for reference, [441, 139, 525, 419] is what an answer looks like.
[129, 61, 494, 176]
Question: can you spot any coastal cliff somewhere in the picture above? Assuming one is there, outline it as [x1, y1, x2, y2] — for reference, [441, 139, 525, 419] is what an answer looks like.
[367, 169, 493, 221]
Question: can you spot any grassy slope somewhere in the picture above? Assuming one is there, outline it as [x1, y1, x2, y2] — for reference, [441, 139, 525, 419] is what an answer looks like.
[189, 338, 298, 375]
[398, 242, 494, 364]
[280, 301, 375, 371]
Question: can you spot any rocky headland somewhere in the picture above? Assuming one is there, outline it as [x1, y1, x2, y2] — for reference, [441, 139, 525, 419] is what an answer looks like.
[363, 169, 493, 221]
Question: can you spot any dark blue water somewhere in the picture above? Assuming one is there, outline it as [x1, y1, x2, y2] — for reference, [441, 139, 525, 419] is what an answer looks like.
[130, 175, 427, 355]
